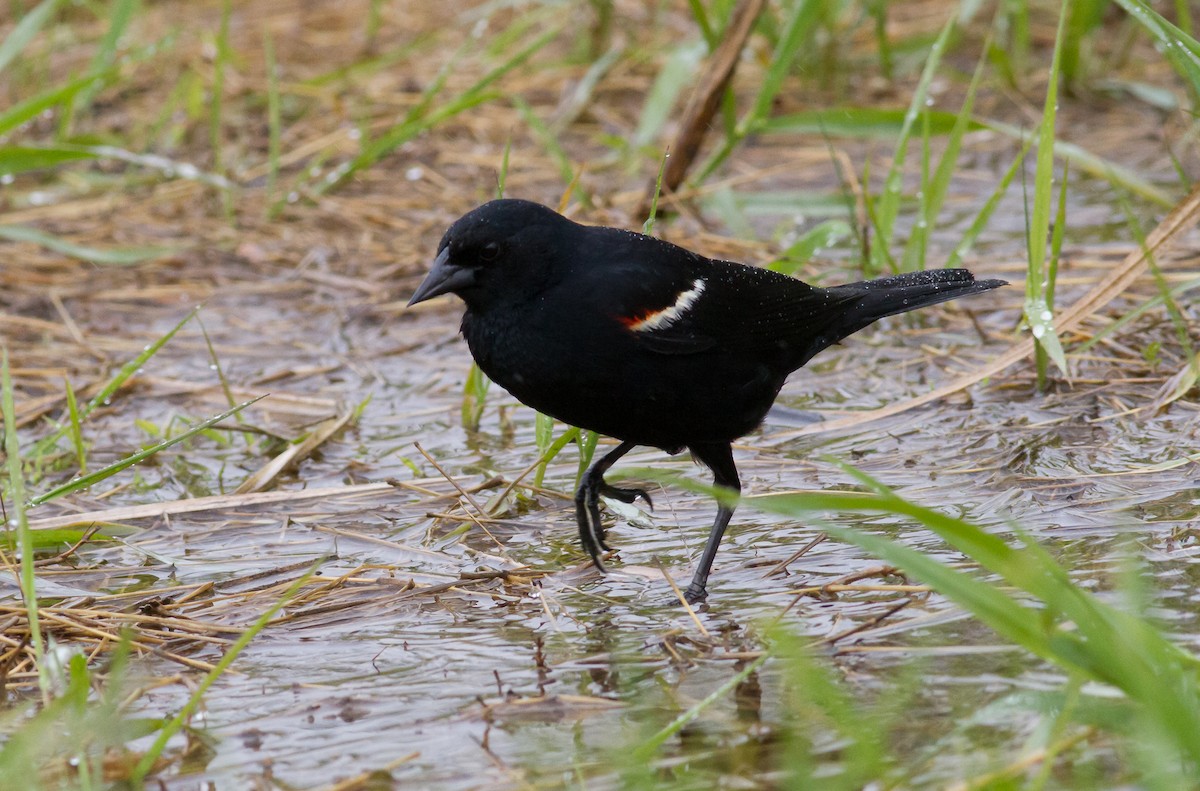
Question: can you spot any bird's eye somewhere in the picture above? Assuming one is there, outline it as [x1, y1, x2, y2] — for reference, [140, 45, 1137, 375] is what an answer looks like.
[480, 242, 500, 262]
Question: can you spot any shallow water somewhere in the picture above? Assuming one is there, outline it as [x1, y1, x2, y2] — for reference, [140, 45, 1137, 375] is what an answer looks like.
[7, 81, 1200, 790]
[30, 251, 1199, 789]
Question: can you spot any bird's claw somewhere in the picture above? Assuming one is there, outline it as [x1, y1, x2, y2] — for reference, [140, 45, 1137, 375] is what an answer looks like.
[599, 482, 654, 510]
[574, 443, 649, 574]
[575, 482, 611, 572]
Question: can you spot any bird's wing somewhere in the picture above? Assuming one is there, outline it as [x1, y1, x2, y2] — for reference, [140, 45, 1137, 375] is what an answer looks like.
[607, 268, 719, 354]
[570, 228, 859, 359]
[613, 259, 856, 359]
[570, 230, 720, 354]
[567, 224, 999, 365]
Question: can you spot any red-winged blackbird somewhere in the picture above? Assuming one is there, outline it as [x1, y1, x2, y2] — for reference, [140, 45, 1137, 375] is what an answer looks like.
[409, 199, 1005, 603]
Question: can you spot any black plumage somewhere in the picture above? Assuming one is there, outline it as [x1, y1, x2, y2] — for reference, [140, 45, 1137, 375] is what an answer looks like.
[409, 199, 1005, 602]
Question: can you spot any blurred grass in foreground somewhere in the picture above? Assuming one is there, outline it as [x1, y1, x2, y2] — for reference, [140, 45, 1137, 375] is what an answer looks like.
[603, 463, 1200, 787]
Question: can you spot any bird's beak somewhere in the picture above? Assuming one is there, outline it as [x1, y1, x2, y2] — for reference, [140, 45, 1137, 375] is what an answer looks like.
[407, 248, 476, 306]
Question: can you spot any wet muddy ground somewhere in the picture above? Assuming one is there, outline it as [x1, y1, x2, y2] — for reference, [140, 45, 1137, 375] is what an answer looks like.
[4, 0, 1200, 787]
[15, 210, 1200, 787]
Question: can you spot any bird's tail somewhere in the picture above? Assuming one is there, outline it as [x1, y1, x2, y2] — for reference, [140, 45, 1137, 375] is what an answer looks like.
[824, 268, 1006, 343]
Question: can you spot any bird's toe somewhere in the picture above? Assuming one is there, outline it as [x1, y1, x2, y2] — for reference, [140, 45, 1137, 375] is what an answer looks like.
[576, 496, 613, 570]
[600, 483, 654, 510]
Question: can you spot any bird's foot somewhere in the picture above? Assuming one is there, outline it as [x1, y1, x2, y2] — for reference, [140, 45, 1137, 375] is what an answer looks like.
[575, 482, 612, 571]
[599, 482, 654, 510]
[683, 584, 708, 605]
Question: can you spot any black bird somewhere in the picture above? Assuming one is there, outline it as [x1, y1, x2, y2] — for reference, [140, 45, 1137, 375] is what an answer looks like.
[408, 199, 1005, 603]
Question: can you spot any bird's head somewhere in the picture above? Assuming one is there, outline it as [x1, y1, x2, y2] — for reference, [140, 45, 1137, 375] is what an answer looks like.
[407, 199, 570, 312]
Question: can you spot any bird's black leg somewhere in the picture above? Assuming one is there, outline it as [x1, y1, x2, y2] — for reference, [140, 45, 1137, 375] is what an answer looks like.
[575, 440, 642, 571]
[683, 443, 741, 604]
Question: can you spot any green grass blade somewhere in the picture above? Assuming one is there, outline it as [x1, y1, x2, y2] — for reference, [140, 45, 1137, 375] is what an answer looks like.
[495, 136, 511, 198]
[535, 423, 580, 488]
[0, 72, 110, 137]
[1024, 4, 1070, 379]
[639, 461, 1200, 690]
[759, 108, 1172, 208]
[686, 0, 717, 49]
[84, 310, 195, 422]
[432, 24, 556, 114]
[633, 41, 706, 149]
[1038, 161, 1070, 389]
[703, 188, 857, 218]
[706, 186, 754, 238]
[512, 96, 578, 196]
[318, 26, 558, 196]
[1002, 0, 1031, 82]
[63, 376, 85, 473]
[866, 0, 893, 80]
[945, 132, 1035, 269]
[2, 350, 47, 702]
[29, 395, 266, 508]
[901, 35, 989, 273]
[534, 411, 556, 488]
[1074, 276, 1200, 355]
[761, 107, 984, 137]
[0, 0, 60, 76]
[1178, 0, 1195, 36]
[726, 469, 1200, 766]
[769, 492, 1200, 711]
[130, 562, 321, 782]
[1, 527, 125, 549]
[198, 317, 239, 416]
[302, 40, 429, 88]
[0, 637, 150, 780]
[767, 219, 852, 275]
[67, 0, 139, 123]
[773, 625, 888, 786]
[367, 0, 383, 45]
[535, 413, 555, 451]
[576, 430, 597, 487]
[982, 118, 1172, 207]
[0, 146, 96, 175]
[907, 108, 933, 272]
[1114, 188, 1198, 406]
[461, 363, 491, 431]
[694, 0, 823, 183]
[1049, 161, 1069, 313]
[550, 41, 623, 135]
[869, 15, 956, 275]
[0, 224, 175, 265]
[30, 308, 197, 458]
[264, 27, 281, 217]
[1062, 0, 1106, 89]
[47, 143, 232, 189]
[746, 0, 822, 130]
[1114, 0, 1200, 99]
[0, 662, 86, 774]
[782, 502, 1066, 658]
[210, 0, 232, 180]
[643, 149, 669, 235]
[632, 652, 769, 762]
